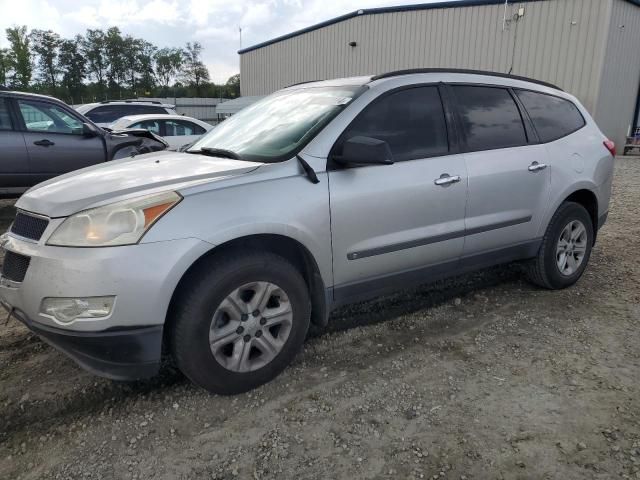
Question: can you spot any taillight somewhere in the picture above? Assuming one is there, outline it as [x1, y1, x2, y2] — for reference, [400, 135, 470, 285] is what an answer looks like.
[603, 139, 616, 157]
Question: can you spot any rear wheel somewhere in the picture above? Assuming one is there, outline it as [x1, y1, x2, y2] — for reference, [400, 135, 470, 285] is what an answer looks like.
[170, 251, 310, 394]
[527, 202, 594, 289]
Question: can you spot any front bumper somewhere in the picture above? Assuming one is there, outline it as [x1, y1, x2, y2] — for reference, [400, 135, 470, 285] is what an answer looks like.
[0, 234, 212, 379]
[4, 305, 162, 380]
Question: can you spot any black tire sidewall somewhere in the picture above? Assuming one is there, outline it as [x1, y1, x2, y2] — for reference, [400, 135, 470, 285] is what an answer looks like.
[542, 203, 594, 289]
[173, 254, 310, 395]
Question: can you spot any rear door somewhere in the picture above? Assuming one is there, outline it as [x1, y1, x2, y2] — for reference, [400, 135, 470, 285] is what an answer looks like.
[328, 85, 468, 301]
[0, 97, 31, 191]
[16, 99, 105, 183]
[450, 85, 551, 257]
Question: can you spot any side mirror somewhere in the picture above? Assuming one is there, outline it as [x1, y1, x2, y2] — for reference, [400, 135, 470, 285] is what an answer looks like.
[82, 122, 99, 137]
[334, 136, 394, 166]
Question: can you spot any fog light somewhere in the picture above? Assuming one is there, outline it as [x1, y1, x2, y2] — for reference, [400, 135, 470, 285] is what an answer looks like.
[40, 296, 115, 323]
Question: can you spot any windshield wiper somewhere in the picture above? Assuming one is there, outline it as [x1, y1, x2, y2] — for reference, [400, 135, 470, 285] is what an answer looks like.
[189, 147, 242, 160]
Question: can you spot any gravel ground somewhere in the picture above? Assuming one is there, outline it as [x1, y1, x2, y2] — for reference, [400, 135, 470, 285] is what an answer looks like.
[0, 157, 639, 480]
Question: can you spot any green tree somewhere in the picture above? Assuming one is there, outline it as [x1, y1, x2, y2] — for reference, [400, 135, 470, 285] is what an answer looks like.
[82, 29, 108, 95]
[59, 36, 86, 102]
[154, 47, 183, 88]
[29, 29, 62, 91]
[105, 27, 126, 94]
[182, 42, 209, 94]
[136, 40, 157, 94]
[0, 48, 10, 86]
[121, 37, 156, 94]
[5, 26, 32, 89]
[225, 74, 240, 97]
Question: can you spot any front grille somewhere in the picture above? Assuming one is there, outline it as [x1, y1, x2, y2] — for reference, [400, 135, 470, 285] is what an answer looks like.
[2, 251, 31, 283]
[11, 212, 49, 241]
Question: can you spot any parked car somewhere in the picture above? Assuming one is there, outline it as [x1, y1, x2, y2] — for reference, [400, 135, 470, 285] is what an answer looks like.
[0, 90, 169, 195]
[110, 114, 213, 150]
[75, 100, 176, 127]
[0, 70, 615, 394]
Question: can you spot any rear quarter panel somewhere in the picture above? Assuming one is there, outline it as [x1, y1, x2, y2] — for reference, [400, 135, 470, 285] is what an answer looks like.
[538, 117, 614, 237]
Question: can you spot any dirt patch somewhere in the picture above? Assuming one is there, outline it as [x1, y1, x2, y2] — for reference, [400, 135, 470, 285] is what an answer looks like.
[1, 158, 639, 480]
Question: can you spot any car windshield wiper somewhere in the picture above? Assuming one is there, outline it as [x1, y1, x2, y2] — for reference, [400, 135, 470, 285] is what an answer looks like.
[189, 147, 242, 160]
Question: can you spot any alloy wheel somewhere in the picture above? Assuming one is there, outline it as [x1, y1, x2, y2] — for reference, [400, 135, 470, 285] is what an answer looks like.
[556, 219, 588, 276]
[209, 281, 293, 372]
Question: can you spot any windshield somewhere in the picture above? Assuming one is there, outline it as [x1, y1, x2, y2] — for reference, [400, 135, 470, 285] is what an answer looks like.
[188, 85, 365, 162]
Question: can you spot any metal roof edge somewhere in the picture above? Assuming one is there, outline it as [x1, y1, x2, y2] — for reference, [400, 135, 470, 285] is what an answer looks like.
[238, 0, 640, 55]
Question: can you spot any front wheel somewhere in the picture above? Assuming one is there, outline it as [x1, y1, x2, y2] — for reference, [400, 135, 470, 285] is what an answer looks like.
[170, 251, 311, 394]
[526, 202, 594, 289]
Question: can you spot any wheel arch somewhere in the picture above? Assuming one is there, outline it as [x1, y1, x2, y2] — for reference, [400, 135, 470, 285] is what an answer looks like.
[164, 234, 330, 349]
[563, 189, 599, 242]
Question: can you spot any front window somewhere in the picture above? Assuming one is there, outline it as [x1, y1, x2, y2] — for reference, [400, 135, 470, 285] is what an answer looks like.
[18, 100, 84, 134]
[189, 86, 365, 162]
[131, 120, 161, 135]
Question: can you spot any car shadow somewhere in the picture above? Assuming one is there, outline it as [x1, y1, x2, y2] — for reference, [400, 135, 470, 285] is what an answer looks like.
[1, 262, 528, 441]
[320, 262, 524, 337]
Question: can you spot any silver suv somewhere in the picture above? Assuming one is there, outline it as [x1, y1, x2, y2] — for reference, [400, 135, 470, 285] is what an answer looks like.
[0, 70, 615, 394]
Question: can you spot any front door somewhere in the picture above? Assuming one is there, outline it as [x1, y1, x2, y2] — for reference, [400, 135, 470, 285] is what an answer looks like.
[328, 85, 468, 302]
[0, 98, 31, 191]
[16, 99, 105, 184]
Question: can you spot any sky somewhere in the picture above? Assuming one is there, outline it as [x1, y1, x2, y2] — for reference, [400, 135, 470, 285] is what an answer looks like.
[0, 0, 447, 83]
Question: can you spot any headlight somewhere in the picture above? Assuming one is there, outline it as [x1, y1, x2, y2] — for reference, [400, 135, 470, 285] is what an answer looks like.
[47, 191, 182, 247]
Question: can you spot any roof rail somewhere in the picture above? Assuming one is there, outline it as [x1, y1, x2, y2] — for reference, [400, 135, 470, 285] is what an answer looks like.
[124, 99, 164, 104]
[370, 68, 563, 91]
[286, 79, 322, 88]
[98, 99, 164, 105]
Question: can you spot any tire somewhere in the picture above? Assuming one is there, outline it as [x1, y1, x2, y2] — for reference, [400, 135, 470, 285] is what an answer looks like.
[526, 202, 594, 290]
[170, 251, 311, 394]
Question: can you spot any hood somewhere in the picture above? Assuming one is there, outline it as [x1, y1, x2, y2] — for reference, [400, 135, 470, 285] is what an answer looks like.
[17, 151, 262, 217]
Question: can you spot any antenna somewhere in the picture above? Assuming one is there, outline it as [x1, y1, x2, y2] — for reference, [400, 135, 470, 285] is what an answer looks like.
[239, 26, 243, 49]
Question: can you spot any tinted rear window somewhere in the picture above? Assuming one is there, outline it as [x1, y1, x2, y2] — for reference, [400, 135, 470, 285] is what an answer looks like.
[0, 99, 12, 130]
[452, 85, 527, 152]
[338, 86, 449, 162]
[85, 104, 167, 123]
[515, 90, 585, 142]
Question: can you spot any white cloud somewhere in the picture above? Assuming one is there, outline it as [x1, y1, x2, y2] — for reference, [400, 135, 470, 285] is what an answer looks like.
[1, 0, 445, 85]
[241, 2, 275, 28]
[137, 0, 181, 24]
[0, 0, 63, 45]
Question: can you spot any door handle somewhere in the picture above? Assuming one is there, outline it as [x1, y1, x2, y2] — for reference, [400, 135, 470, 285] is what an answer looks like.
[33, 139, 55, 147]
[528, 161, 547, 172]
[434, 174, 461, 186]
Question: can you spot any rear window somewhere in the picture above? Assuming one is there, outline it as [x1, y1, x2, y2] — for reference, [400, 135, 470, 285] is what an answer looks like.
[85, 104, 168, 124]
[126, 105, 168, 115]
[452, 85, 527, 152]
[0, 99, 12, 130]
[515, 90, 585, 142]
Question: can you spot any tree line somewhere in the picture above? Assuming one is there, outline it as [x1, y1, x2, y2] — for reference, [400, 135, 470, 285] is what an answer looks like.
[0, 26, 240, 104]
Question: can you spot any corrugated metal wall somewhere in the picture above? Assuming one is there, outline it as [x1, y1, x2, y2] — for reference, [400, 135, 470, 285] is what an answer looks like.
[595, 0, 640, 147]
[240, 0, 612, 115]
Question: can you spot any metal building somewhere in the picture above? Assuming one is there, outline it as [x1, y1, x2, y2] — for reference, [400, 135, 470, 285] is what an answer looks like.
[239, 0, 640, 148]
